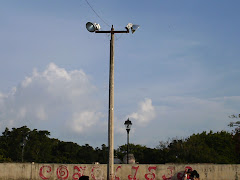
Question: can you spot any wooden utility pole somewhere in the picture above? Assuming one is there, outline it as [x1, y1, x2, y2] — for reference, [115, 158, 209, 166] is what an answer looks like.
[91, 23, 139, 179]
[96, 26, 129, 180]
[108, 26, 115, 180]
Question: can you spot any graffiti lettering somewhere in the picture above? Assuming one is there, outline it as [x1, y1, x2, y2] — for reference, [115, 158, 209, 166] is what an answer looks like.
[128, 166, 139, 180]
[145, 166, 157, 180]
[56, 165, 69, 179]
[73, 166, 86, 180]
[38, 165, 195, 180]
[91, 166, 104, 180]
[115, 165, 122, 180]
[39, 166, 52, 179]
[162, 166, 175, 180]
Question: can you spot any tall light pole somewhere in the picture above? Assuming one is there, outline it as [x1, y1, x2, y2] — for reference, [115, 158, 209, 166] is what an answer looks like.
[86, 22, 139, 180]
[124, 118, 132, 164]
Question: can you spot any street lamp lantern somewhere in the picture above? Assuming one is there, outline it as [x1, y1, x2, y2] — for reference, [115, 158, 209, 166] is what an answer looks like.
[124, 118, 132, 164]
[86, 22, 139, 180]
[124, 118, 132, 132]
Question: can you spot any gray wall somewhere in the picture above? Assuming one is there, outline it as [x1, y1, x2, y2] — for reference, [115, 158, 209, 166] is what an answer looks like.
[0, 163, 239, 180]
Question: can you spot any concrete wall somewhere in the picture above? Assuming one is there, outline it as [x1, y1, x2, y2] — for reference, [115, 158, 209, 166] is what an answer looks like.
[0, 163, 239, 180]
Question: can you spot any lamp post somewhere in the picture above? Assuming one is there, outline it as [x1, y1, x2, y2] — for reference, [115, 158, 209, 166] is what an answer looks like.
[124, 118, 132, 164]
[86, 22, 139, 180]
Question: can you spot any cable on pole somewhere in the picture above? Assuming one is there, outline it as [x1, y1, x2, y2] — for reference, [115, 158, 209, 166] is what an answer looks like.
[85, 0, 111, 28]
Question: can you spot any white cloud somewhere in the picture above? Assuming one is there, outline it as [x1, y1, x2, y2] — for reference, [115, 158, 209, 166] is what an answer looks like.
[17, 107, 27, 119]
[21, 77, 32, 88]
[70, 111, 103, 133]
[123, 95, 240, 148]
[113, 98, 156, 147]
[0, 63, 239, 148]
[128, 98, 156, 126]
[42, 63, 71, 82]
[35, 106, 47, 121]
[0, 63, 105, 146]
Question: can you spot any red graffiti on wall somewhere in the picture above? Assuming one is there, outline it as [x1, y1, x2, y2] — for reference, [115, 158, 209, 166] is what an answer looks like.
[162, 166, 175, 180]
[145, 166, 157, 180]
[56, 165, 69, 179]
[39, 166, 52, 179]
[72, 166, 86, 180]
[38, 164, 196, 180]
[91, 166, 104, 180]
[177, 166, 193, 180]
[115, 165, 122, 180]
[128, 166, 139, 180]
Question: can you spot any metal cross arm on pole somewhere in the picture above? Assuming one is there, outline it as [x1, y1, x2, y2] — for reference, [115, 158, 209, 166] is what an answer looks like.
[86, 22, 139, 34]
[95, 30, 129, 34]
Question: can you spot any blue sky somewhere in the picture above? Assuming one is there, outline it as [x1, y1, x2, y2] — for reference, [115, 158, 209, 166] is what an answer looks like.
[0, 0, 240, 148]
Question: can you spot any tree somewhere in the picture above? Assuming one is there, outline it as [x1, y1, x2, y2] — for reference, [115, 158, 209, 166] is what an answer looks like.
[0, 126, 30, 162]
[0, 125, 238, 164]
[0, 128, 11, 161]
[24, 129, 52, 163]
[228, 114, 240, 163]
[51, 140, 82, 163]
[77, 144, 97, 164]
[228, 114, 240, 132]
[116, 143, 160, 164]
[95, 144, 108, 163]
[156, 131, 238, 164]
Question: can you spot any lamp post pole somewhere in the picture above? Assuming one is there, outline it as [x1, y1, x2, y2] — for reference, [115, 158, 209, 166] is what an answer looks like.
[127, 128, 130, 164]
[124, 118, 132, 164]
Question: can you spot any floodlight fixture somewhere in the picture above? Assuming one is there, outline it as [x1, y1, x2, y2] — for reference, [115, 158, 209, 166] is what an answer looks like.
[125, 23, 133, 30]
[125, 23, 140, 34]
[131, 24, 140, 33]
[86, 22, 101, 32]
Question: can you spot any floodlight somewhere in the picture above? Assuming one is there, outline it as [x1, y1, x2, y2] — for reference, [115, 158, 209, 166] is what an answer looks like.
[125, 23, 140, 34]
[131, 25, 140, 34]
[125, 23, 133, 30]
[86, 22, 101, 32]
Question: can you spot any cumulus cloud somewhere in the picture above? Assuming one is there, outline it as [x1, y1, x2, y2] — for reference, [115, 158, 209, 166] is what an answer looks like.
[1, 63, 239, 148]
[70, 111, 103, 133]
[0, 63, 104, 145]
[124, 96, 240, 147]
[128, 98, 156, 126]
